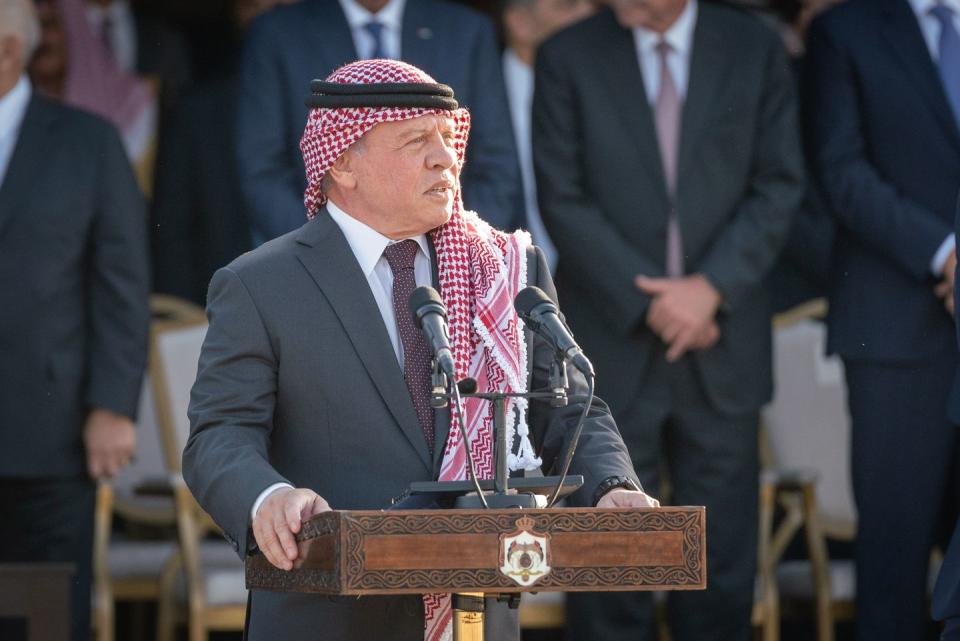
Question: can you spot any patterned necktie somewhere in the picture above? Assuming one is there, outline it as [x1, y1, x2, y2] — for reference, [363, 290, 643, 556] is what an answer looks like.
[383, 240, 435, 453]
[931, 3, 960, 128]
[363, 20, 387, 59]
[654, 39, 684, 278]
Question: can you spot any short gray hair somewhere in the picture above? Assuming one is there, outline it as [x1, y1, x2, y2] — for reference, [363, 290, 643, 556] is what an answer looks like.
[0, 0, 41, 61]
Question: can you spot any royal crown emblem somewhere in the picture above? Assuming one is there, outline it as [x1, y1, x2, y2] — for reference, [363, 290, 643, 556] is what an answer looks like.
[499, 516, 551, 587]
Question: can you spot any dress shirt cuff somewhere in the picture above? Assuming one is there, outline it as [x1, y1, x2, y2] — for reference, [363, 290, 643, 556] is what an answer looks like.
[250, 482, 295, 522]
[931, 235, 956, 276]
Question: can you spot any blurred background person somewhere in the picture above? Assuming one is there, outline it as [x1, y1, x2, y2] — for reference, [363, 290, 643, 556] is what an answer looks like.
[150, 0, 297, 305]
[763, 0, 840, 314]
[805, 0, 960, 640]
[0, 2, 150, 640]
[235, 0, 523, 247]
[533, 0, 804, 639]
[499, 0, 596, 273]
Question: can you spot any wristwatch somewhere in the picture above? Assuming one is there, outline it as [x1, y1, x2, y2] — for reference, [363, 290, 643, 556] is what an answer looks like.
[593, 475, 643, 506]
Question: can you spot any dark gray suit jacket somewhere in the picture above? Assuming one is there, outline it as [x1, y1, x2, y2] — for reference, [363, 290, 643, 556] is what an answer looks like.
[0, 94, 150, 478]
[183, 209, 637, 640]
[236, 0, 523, 244]
[532, 5, 804, 417]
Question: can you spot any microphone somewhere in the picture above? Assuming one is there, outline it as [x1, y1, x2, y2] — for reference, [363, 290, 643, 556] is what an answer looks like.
[514, 287, 595, 378]
[409, 286, 456, 379]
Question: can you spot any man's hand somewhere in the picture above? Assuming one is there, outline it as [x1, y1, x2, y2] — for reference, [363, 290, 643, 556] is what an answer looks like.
[942, 250, 957, 288]
[252, 487, 331, 571]
[936, 250, 957, 316]
[83, 408, 136, 479]
[636, 274, 722, 361]
[596, 488, 661, 509]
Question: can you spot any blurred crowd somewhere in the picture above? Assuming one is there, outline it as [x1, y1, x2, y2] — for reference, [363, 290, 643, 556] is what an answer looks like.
[1, 0, 959, 640]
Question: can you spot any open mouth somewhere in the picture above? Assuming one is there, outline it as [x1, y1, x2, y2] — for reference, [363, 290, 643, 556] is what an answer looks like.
[426, 182, 454, 198]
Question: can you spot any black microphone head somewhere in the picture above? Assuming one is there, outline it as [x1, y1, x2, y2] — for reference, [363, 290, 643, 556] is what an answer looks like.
[409, 286, 447, 322]
[456, 377, 478, 394]
[514, 286, 557, 319]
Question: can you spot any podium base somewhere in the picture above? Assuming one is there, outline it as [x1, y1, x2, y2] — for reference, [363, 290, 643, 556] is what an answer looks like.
[452, 592, 485, 641]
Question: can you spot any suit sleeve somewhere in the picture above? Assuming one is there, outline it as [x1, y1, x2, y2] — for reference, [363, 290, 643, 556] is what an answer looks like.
[696, 35, 805, 309]
[85, 123, 150, 420]
[458, 17, 523, 231]
[526, 247, 640, 507]
[183, 267, 291, 557]
[804, 16, 950, 279]
[236, 13, 308, 244]
[533, 42, 665, 336]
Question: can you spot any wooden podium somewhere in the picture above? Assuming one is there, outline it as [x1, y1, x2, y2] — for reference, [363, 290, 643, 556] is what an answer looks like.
[246, 506, 705, 639]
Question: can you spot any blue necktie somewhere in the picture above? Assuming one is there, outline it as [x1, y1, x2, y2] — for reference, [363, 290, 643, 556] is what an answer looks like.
[931, 3, 960, 128]
[363, 20, 387, 59]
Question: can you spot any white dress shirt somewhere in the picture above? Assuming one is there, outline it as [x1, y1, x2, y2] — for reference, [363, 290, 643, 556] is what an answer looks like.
[0, 75, 31, 190]
[502, 48, 557, 272]
[337, 0, 407, 59]
[631, 0, 698, 105]
[85, 0, 138, 73]
[251, 198, 432, 520]
[907, 0, 960, 273]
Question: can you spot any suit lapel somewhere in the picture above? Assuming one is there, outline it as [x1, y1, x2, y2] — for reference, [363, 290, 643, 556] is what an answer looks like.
[880, 0, 960, 149]
[309, 0, 359, 67]
[677, 7, 729, 181]
[399, 0, 436, 67]
[593, 14, 670, 204]
[294, 212, 432, 471]
[0, 96, 56, 242]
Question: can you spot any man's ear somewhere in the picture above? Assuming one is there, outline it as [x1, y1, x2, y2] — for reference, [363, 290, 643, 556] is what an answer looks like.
[327, 152, 358, 191]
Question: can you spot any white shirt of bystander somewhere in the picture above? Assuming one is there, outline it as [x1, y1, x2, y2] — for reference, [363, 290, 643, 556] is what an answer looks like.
[0, 74, 31, 190]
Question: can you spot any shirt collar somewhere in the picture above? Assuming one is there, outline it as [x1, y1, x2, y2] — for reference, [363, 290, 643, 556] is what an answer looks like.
[338, 0, 407, 31]
[85, 0, 131, 26]
[633, 0, 698, 56]
[908, 0, 960, 17]
[325, 198, 430, 277]
[0, 75, 32, 134]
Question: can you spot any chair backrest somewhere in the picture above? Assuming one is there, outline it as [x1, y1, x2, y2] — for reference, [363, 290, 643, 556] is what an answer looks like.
[762, 315, 857, 539]
[149, 303, 208, 475]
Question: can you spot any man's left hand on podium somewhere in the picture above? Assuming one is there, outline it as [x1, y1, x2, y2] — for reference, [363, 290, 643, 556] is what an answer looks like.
[597, 488, 661, 509]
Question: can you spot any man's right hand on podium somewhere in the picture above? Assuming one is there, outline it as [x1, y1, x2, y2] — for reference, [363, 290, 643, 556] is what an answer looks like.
[252, 487, 331, 570]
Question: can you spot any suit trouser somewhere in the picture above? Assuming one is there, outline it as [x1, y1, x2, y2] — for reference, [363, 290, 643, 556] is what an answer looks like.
[845, 355, 959, 641]
[566, 353, 759, 641]
[0, 477, 95, 641]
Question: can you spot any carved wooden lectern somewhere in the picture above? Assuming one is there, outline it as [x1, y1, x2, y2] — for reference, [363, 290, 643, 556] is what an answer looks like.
[246, 506, 705, 640]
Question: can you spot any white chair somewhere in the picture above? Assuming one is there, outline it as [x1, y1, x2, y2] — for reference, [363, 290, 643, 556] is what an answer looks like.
[761, 307, 856, 641]
[92, 297, 204, 641]
[149, 309, 248, 641]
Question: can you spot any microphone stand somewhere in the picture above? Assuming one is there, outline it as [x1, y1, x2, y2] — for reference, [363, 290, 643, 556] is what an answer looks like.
[411, 354, 582, 510]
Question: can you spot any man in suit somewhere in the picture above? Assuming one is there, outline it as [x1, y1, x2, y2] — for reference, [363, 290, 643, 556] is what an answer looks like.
[183, 58, 656, 641]
[499, 0, 596, 273]
[532, 1, 803, 639]
[236, 0, 522, 247]
[805, 2, 960, 640]
[0, 2, 150, 640]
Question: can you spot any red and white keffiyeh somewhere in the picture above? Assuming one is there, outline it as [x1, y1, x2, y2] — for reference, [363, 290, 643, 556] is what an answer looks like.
[299, 59, 541, 641]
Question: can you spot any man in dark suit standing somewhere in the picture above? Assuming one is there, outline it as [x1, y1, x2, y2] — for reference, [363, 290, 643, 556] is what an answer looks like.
[0, 2, 150, 640]
[236, 0, 522, 247]
[183, 58, 657, 641]
[805, 2, 960, 640]
[532, 1, 803, 639]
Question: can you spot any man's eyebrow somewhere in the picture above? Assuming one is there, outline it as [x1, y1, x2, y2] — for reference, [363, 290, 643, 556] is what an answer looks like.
[399, 126, 430, 140]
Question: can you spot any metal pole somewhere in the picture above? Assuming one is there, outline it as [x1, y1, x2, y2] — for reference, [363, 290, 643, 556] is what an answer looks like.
[452, 592, 485, 641]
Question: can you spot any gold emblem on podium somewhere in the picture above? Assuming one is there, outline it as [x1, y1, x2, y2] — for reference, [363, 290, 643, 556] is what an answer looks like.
[499, 516, 551, 587]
